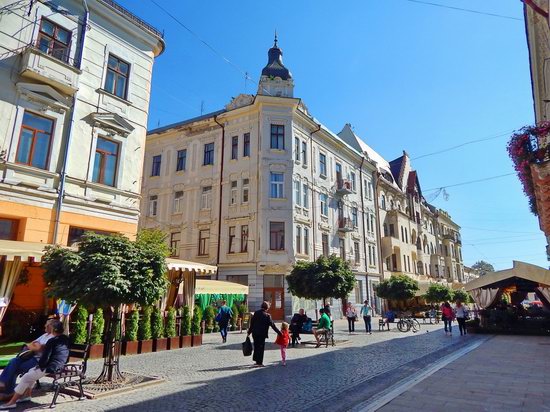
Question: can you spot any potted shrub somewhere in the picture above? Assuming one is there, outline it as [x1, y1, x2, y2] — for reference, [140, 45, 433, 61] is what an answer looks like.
[165, 307, 178, 350]
[152, 306, 167, 352]
[181, 305, 192, 347]
[230, 303, 239, 331]
[203, 306, 215, 333]
[191, 305, 203, 346]
[123, 310, 139, 355]
[138, 306, 153, 354]
[89, 308, 105, 359]
[72, 305, 88, 344]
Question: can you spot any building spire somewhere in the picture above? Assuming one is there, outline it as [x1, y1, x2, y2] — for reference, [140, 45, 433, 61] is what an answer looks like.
[274, 30, 278, 47]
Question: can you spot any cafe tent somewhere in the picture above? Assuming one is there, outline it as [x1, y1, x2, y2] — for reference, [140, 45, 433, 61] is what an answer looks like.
[464, 261, 550, 309]
[194, 279, 248, 310]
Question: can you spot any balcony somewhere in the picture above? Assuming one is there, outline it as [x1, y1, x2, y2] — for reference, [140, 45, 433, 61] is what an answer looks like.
[338, 217, 354, 232]
[443, 233, 456, 242]
[19, 46, 80, 95]
[335, 178, 353, 195]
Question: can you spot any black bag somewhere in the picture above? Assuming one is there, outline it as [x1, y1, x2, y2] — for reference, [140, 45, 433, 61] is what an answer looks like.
[16, 350, 35, 362]
[242, 337, 253, 357]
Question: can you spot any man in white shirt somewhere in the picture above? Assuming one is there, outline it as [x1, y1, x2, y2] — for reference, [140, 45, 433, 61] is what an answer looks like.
[0, 319, 54, 399]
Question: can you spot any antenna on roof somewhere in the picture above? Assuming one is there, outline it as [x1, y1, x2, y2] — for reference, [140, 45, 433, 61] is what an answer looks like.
[200, 100, 205, 115]
[245, 71, 249, 93]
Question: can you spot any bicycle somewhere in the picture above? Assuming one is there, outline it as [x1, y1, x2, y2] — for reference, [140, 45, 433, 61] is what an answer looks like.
[397, 316, 421, 333]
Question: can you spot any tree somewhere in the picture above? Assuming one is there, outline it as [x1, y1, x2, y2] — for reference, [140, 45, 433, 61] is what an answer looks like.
[165, 307, 177, 338]
[375, 275, 419, 302]
[423, 283, 453, 304]
[452, 289, 473, 304]
[42, 230, 168, 382]
[471, 260, 495, 277]
[72, 306, 88, 345]
[125, 310, 139, 342]
[286, 255, 356, 302]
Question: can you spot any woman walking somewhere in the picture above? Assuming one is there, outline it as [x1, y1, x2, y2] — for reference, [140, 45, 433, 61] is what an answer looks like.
[360, 300, 373, 334]
[441, 301, 454, 336]
[345, 302, 357, 334]
[455, 301, 468, 336]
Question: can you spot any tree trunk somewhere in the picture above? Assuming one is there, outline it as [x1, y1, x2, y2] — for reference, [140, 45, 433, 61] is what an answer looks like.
[95, 305, 124, 383]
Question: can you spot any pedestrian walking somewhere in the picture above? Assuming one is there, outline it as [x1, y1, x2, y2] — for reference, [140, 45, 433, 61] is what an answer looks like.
[454, 300, 469, 336]
[345, 302, 357, 333]
[441, 301, 454, 335]
[247, 301, 281, 367]
[275, 322, 290, 366]
[216, 300, 233, 343]
[360, 300, 373, 334]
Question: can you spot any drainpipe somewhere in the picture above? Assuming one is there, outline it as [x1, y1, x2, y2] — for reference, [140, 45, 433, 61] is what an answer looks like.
[213, 114, 225, 280]
[52, 0, 88, 244]
[359, 155, 369, 301]
[309, 122, 321, 259]
[373, 170, 386, 310]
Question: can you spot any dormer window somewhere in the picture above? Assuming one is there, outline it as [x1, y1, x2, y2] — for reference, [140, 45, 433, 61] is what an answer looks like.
[37, 18, 71, 63]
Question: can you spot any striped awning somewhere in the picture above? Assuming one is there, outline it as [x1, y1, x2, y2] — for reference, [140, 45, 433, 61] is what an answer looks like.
[0, 240, 49, 262]
[166, 258, 217, 275]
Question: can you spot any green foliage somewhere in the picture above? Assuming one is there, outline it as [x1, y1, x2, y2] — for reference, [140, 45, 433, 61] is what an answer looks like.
[72, 306, 88, 344]
[138, 306, 152, 341]
[165, 307, 177, 338]
[424, 283, 453, 304]
[471, 260, 495, 277]
[42, 231, 168, 308]
[230, 303, 239, 329]
[238, 303, 248, 318]
[191, 305, 202, 335]
[286, 255, 356, 300]
[181, 306, 191, 336]
[151, 306, 164, 339]
[90, 308, 104, 345]
[375, 275, 419, 302]
[204, 306, 215, 333]
[126, 310, 139, 342]
[452, 289, 473, 304]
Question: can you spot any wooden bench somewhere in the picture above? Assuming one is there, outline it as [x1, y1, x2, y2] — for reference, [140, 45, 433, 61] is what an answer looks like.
[378, 318, 390, 331]
[309, 321, 335, 347]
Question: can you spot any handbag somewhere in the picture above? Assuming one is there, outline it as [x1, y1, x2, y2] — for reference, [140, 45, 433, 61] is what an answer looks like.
[16, 350, 35, 362]
[242, 337, 253, 357]
[215, 312, 222, 323]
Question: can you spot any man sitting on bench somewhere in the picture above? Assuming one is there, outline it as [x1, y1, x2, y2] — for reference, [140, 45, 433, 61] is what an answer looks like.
[313, 308, 331, 348]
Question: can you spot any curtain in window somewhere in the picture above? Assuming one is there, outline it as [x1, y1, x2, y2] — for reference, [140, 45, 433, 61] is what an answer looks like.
[470, 287, 500, 309]
[0, 257, 24, 331]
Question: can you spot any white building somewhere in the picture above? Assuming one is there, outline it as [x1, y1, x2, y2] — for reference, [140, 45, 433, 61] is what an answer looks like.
[142, 38, 381, 319]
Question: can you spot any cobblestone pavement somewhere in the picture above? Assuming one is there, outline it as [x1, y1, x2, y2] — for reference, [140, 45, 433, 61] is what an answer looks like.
[378, 334, 550, 412]
[16, 319, 483, 411]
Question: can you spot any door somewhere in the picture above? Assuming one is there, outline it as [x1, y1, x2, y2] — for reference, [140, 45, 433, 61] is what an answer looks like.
[264, 274, 285, 320]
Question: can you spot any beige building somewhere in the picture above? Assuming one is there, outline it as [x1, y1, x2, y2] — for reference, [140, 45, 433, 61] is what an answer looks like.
[141, 38, 382, 319]
[0, 0, 164, 314]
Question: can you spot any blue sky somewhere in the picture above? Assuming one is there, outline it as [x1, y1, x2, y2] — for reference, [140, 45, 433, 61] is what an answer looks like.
[119, 0, 547, 270]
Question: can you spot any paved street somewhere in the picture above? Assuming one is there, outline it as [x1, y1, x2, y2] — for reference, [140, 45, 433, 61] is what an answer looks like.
[22, 319, 481, 411]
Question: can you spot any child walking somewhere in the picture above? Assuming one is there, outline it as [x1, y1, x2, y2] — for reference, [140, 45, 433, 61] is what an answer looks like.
[275, 322, 290, 366]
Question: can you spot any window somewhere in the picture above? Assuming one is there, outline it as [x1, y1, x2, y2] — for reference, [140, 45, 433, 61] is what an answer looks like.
[319, 153, 327, 177]
[381, 195, 386, 210]
[37, 18, 71, 63]
[203, 143, 214, 165]
[350, 172, 356, 192]
[198, 230, 209, 256]
[16, 111, 54, 170]
[270, 124, 284, 149]
[294, 137, 300, 161]
[302, 184, 309, 209]
[176, 149, 187, 171]
[355, 280, 364, 304]
[228, 226, 236, 254]
[226, 275, 248, 286]
[0, 218, 18, 240]
[243, 133, 250, 157]
[294, 180, 301, 206]
[401, 226, 405, 242]
[270, 172, 284, 198]
[92, 137, 119, 186]
[383, 223, 388, 237]
[339, 238, 345, 259]
[304, 227, 309, 255]
[389, 224, 395, 237]
[269, 222, 285, 250]
[230, 181, 238, 205]
[173, 191, 184, 213]
[322, 233, 329, 256]
[354, 242, 360, 264]
[351, 207, 358, 227]
[296, 226, 302, 254]
[242, 178, 249, 203]
[201, 186, 212, 210]
[240, 225, 248, 253]
[301, 141, 307, 165]
[104, 54, 130, 99]
[231, 136, 238, 160]
[67, 227, 113, 246]
[320, 193, 329, 216]
[370, 214, 375, 234]
[149, 195, 158, 216]
[151, 155, 161, 176]
[170, 232, 180, 257]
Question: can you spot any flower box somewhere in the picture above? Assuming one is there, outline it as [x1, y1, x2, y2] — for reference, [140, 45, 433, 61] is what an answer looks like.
[89, 344, 104, 359]
[138, 339, 153, 354]
[181, 335, 192, 348]
[153, 338, 168, 352]
[168, 337, 180, 350]
[122, 341, 139, 355]
[191, 334, 202, 347]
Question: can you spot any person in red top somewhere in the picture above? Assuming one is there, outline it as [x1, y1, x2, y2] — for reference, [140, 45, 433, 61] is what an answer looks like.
[275, 322, 290, 366]
[440, 301, 455, 336]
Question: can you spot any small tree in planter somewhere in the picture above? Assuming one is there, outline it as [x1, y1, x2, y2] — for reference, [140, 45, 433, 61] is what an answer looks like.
[375, 275, 419, 312]
[123, 310, 139, 355]
[452, 289, 473, 304]
[72, 305, 88, 344]
[138, 306, 153, 354]
[191, 305, 202, 346]
[165, 307, 178, 349]
[151, 306, 167, 352]
[90, 308, 105, 359]
[181, 305, 192, 347]
[230, 303, 239, 331]
[424, 284, 453, 304]
[203, 306, 215, 333]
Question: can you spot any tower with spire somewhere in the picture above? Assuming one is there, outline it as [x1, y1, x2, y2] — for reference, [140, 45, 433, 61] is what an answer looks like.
[257, 32, 294, 98]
